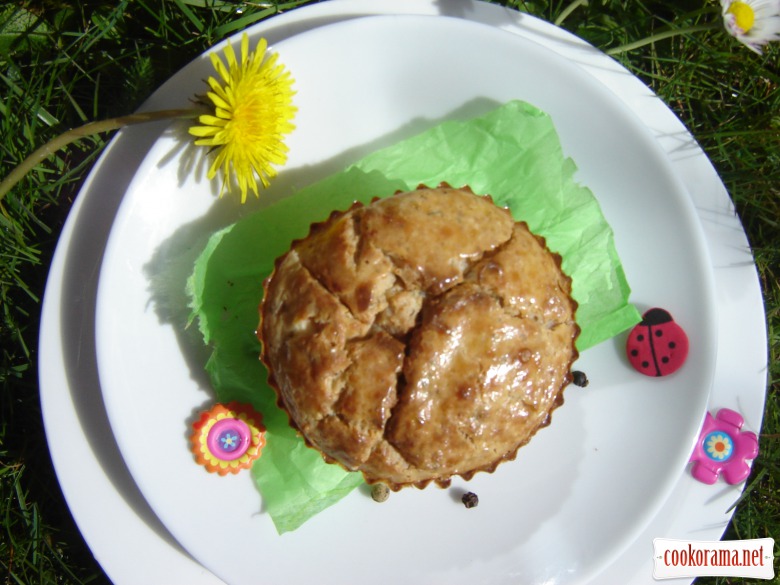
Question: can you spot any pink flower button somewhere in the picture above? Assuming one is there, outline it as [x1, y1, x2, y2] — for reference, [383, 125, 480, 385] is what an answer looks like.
[689, 408, 758, 485]
[190, 402, 266, 475]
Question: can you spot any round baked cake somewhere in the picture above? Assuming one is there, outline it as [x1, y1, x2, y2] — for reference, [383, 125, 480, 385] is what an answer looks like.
[258, 185, 579, 489]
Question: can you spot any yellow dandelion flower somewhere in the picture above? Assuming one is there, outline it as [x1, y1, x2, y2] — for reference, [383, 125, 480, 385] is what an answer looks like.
[189, 33, 297, 202]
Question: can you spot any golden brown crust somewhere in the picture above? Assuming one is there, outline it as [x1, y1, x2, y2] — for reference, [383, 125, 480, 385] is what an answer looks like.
[258, 185, 579, 490]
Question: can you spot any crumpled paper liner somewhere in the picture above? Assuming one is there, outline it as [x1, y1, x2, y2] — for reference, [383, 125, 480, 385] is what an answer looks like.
[186, 100, 640, 534]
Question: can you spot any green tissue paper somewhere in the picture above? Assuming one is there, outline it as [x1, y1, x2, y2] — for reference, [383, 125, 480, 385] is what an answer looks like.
[187, 100, 640, 534]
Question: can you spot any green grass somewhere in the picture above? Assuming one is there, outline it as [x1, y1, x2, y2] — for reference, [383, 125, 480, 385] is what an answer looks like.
[1, 0, 777, 583]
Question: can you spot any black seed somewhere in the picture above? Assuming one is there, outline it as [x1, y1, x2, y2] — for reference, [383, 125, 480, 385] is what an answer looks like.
[572, 370, 589, 387]
[462, 492, 479, 509]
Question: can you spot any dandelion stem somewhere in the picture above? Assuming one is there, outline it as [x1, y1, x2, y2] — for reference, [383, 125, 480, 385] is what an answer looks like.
[607, 23, 720, 55]
[555, 0, 588, 27]
[0, 108, 201, 204]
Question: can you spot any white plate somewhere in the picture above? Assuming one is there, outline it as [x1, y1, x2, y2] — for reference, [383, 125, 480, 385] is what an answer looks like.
[93, 14, 718, 585]
[40, 2, 767, 584]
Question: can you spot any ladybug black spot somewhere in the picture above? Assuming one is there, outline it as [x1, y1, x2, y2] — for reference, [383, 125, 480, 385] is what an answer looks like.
[655, 330, 663, 337]
[661, 357, 669, 364]
[637, 334, 645, 342]
[630, 349, 639, 357]
[641, 361, 650, 368]
[669, 341, 676, 349]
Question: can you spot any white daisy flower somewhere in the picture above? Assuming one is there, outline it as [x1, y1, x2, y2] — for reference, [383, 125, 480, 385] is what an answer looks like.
[721, 0, 780, 54]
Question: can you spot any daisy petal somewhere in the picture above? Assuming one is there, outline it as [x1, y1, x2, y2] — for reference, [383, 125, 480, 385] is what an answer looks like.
[721, 0, 780, 52]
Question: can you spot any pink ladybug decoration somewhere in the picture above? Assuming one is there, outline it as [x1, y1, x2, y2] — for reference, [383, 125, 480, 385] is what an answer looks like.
[689, 408, 759, 485]
[626, 308, 689, 376]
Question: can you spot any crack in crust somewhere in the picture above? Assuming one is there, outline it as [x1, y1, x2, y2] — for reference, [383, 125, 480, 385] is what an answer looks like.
[259, 184, 580, 490]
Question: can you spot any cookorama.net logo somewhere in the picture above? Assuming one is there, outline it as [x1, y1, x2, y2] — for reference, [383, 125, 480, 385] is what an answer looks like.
[653, 538, 775, 580]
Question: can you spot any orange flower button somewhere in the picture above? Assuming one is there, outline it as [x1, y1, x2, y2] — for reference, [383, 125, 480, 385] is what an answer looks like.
[190, 402, 266, 475]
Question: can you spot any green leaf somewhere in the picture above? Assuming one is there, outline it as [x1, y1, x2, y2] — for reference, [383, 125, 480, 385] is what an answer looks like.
[0, 6, 50, 55]
[188, 101, 640, 534]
